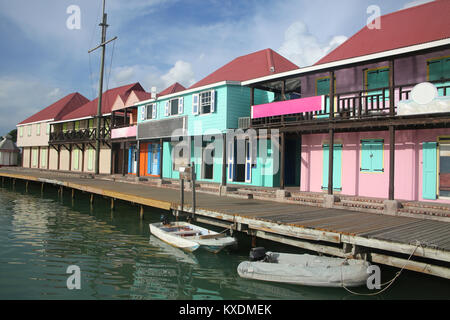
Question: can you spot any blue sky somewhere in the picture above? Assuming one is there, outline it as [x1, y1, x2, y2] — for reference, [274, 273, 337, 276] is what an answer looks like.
[0, 0, 433, 135]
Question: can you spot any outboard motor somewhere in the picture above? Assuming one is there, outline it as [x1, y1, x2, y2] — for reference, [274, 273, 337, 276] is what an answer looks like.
[160, 214, 170, 226]
[249, 247, 267, 261]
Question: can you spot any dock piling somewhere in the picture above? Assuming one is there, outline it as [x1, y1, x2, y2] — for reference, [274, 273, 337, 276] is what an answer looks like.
[111, 198, 115, 211]
[139, 205, 144, 220]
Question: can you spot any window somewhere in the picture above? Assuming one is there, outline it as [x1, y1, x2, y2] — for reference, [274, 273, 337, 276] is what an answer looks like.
[165, 98, 184, 116]
[145, 103, 156, 120]
[36, 123, 40, 136]
[428, 56, 450, 81]
[360, 139, 384, 173]
[41, 148, 47, 168]
[46, 124, 50, 135]
[27, 125, 31, 136]
[87, 148, 94, 171]
[170, 99, 179, 115]
[193, 91, 215, 115]
[19, 127, 23, 137]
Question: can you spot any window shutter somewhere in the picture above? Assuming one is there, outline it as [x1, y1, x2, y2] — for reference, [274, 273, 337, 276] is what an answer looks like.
[192, 94, 199, 115]
[245, 140, 252, 183]
[178, 97, 184, 114]
[152, 104, 157, 119]
[360, 141, 372, 172]
[165, 101, 169, 116]
[141, 105, 147, 121]
[322, 144, 329, 190]
[210, 90, 216, 113]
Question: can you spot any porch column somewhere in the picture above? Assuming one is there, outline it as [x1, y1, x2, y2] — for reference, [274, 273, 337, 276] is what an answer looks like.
[160, 138, 164, 177]
[37, 146, 40, 169]
[69, 145, 72, 171]
[136, 140, 140, 178]
[47, 146, 50, 170]
[327, 128, 334, 195]
[221, 133, 227, 186]
[57, 146, 60, 170]
[280, 132, 285, 189]
[81, 144, 85, 172]
[111, 111, 115, 128]
[389, 59, 395, 116]
[122, 142, 126, 176]
[388, 125, 395, 200]
[124, 108, 127, 125]
[329, 71, 335, 119]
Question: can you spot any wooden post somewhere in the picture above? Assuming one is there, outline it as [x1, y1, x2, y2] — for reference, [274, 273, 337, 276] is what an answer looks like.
[159, 138, 163, 178]
[90, 194, 94, 206]
[47, 146, 50, 170]
[29, 147, 32, 168]
[26, 181, 29, 192]
[329, 71, 335, 119]
[37, 146, 41, 169]
[81, 144, 85, 172]
[180, 178, 184, 213]
[12, 179, 15, 191]
[389, 125, 395, 200]
[389, 59, 395, 116]
[69, 145, 72, 171]
[111, 198, 115, 211]
[328, 128, 334, 195]
[122, 142, 126, 176]
[280, 132, 285, 189]
[57, 146, 61, 171]
[59, 186, 63, 198]
[221, 133, 227, 186]
[251, 235, 257, 248]
[139, 205, 144, 220]
[136, 141, 140, 178]
[191, 161, 196, 215]
[71, 188, 75, 199]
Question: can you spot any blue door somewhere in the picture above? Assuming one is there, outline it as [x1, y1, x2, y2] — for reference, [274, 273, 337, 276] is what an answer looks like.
[322, 144, 342, 191]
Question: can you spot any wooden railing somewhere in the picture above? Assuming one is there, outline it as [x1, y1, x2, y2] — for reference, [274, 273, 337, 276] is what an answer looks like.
[49, 127, 111, 143]
[251, 79, 450, 128]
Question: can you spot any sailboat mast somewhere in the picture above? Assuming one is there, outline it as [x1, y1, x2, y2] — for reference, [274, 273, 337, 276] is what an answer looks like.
[95, 0, 108, 175]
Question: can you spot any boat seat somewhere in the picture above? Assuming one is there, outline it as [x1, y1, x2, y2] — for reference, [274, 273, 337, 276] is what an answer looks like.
[173, 231, 199, 236]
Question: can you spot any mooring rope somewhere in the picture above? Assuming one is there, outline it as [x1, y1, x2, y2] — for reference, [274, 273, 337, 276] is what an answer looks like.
[340, 240, 423, 296]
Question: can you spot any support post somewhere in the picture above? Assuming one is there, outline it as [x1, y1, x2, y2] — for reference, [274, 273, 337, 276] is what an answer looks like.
[191, 161, 196, 216]
[29, 147, 32, 168]
[280, 132, 285, 190]
[159, 138, 163, 178]
[111, 198, 115, 211]
[71, 188, 75, 199]
[328, 128, 334, 195]
[221, 133, 227, 187]
[26, 181, 29, 192]
[329, 70, 335, 119]
[57, 146, 61, 171]
[139, 205, 144, 220]
[81, 144, 85, 172]
[180, 178, 184, 213]
[37, 146, 41, 169]
[251, 235, 257, 248]
[90, 194, 94, 206]
[389, 59, 395, 116]
[47, 146, 50, 170]
[122, 142, 126, 176]
[136, 140, 140, 178]
[389, 125, 395, 200]
[69, 145, 72, 172]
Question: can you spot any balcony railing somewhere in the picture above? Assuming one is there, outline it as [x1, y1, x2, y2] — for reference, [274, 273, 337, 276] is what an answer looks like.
[49, 127, 111, 143]
[251, 79, 450, 128]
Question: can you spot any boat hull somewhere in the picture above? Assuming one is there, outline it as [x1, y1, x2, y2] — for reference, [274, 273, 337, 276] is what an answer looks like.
[237, 253, 371, 288]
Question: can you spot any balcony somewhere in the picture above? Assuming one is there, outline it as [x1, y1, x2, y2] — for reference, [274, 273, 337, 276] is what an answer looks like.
[251, 79, 450, 128]
[111, 125, 137, 140]
[49, 127, 111, 144]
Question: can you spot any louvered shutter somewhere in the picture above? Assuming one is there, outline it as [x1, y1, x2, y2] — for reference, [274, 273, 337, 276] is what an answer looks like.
[152, 104, 157, 119]
[165, 101, 169, 116]
[192, 94, 199, 115]
[210, 90, 216, 113]
[178, 97, 184, 114]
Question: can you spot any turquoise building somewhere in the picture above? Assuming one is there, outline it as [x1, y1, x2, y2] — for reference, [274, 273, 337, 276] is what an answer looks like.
[135, 49, 299, 187]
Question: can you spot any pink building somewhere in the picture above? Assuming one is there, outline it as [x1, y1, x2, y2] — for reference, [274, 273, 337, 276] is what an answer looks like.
[243, 1, 450, 205]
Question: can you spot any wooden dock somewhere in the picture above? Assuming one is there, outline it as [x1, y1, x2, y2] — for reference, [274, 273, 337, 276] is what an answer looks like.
[1, 167, 449, 280]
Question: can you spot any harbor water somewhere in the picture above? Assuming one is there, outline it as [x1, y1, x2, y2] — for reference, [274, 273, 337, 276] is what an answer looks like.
[0, 182, 449, 300]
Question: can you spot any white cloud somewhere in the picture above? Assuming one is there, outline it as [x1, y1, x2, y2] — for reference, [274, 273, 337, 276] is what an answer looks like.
[403, 0, 434, 9]
[161, 61, 195, 88]
[0, 76, 67, 135]
[278, 21, 347, 67]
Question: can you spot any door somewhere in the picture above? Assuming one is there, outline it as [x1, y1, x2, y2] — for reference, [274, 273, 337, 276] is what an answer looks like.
[322, 144, 342, 191]
[151, 143, 160, 176]
[422, 142, 437, 200]
[439, 143, 450, 198]
[365, 67, 390, 109]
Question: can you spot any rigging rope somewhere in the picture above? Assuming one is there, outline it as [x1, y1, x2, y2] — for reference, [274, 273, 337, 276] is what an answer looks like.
[340, 240, 423, 296]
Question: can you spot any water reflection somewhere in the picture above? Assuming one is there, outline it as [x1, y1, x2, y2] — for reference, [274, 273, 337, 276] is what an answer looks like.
[1, 185, 449, 300]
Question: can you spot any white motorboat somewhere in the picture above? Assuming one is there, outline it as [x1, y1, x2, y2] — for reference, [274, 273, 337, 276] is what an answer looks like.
[237, 248, 371, 288]
[149, 221, 237, 253]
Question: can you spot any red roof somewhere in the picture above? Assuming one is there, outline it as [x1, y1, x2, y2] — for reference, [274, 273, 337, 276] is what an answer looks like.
[189, 48, 299, 89]
[158, 82, 186, 97]
[18, 92, 89, 125]
[133, 90, 152, 101]
[59, 83, 144, 121]
[316, 0, 450, 65]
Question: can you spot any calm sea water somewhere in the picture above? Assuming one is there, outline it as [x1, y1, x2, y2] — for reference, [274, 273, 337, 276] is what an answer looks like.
[0, 182, 449, 300]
